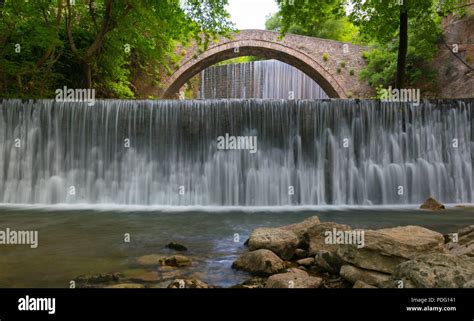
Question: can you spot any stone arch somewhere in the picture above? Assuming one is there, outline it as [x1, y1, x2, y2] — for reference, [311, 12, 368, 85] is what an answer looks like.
[163, 38, 348, 99]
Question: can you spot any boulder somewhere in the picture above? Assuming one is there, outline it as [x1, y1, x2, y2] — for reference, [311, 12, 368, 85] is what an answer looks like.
[337, 225, 446, 273]
[294, 248, 308, 259]
[458, 225, 474, 238]
[246, 217, 321, 260]
[265, 268, 322, 288]
[280, 216, 321, 240]
[232, 249, 286, 275]
[320, 276, 352, 289]
[167, 278, 214, 289]
[389, 253, 474, 288]
[340, 264, 391, 287]
[313, 250, 344, 274]
[166, 242, 188, 251]
[303, 222, 352, 256]
[248, 228, 299, 260]
[446, 225, 474, 257]
[296, 257, 315, 267]
[231, 277, 267, 289]
[163, 255, 192, 267]
[463, 280, 474, 288]
[353, 280, 377, 288]
[420, 197, 445, 210]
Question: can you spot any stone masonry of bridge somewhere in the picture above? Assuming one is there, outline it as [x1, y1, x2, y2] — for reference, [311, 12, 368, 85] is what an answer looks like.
[161, 30, 372, 99]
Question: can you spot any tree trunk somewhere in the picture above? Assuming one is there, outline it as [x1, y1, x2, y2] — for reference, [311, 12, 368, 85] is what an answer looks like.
[83, 61, 92, 89]
[396, 3, 408, 89]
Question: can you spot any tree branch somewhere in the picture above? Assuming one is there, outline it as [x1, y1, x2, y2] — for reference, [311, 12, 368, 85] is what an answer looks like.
[89, 0, 98, 29]
[29, 1, 65, 70]
[66, 0, 79, 55]
[85, 0, 113, 59]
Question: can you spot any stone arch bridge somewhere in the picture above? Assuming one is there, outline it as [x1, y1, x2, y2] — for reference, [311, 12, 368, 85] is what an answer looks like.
[162, 29, 371, 99]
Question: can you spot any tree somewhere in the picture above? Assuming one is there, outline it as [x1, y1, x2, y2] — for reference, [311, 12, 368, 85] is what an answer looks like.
[0, 0, 65, 96]
[265, 12, 357, 42]
[349, 0, 466, 88]
[275, 0, 345, 35]
[275, 0, 467, 89]
[65, 0, 233, 90]
[0, 0, 233, 98]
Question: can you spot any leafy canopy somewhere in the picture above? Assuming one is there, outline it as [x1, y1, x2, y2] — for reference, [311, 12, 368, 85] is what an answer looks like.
[0, 0, 233, 98]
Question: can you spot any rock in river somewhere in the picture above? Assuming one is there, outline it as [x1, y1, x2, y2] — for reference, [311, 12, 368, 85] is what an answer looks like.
[232, 249, 286, 275]
[248, 228, 299, 260]
[280, 216, 321, 240]
[167, 278, 214, 289]
[337, 225, 446, 273]
[265, 268, 322, 288]
[340, 264, 390, 287]
[313, 250, 344, 274]
[303, 222, 352, 256]
[247, 216, 321, 260]
[445, 225, 474, 257]
[296, 257, 315, 267]
[353, 280, 376, 289]
[420, 197, 445, 211]
[163, 255, 192, 267]
[389, 253, 474, 288]
[166, 242, 188, 251]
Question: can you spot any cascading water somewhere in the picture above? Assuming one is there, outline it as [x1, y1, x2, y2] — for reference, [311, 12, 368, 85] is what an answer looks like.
[199, 59, 329, 99]
[0, 99, 472, 206]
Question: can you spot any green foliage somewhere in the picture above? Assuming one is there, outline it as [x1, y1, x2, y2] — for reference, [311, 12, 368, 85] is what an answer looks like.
[216, 56, 263, 66]
[0, 0, 65, 97]
[349, 0, 465, 43]
[273, 0, 469, 91]
[372, 84, 388, 99]
[322, 53, 329, 61]
[0, 0, 233, 98]
[265, 11, 358, 42]
[359, 46, 398, 87]
[350, 0, 466, 88]
[274, 0, 346, 36]
[359, 15, 444, 88]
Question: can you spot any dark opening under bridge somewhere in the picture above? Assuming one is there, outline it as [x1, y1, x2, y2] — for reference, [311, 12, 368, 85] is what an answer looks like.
[162, 29, 371, 99]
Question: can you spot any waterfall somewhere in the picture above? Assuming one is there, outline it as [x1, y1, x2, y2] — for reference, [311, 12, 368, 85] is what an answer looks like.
[0, 99, 472, 206]
[199, 60, 329, 99]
